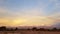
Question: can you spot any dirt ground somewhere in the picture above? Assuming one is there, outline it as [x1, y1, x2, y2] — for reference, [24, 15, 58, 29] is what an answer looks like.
[0, 30, 60, 34]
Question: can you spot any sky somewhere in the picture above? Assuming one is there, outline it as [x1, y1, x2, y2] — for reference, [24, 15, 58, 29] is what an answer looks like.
[0, 0, 60, 27]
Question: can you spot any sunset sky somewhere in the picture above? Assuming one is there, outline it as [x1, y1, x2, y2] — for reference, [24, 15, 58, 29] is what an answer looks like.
[0, 0, 60, 27]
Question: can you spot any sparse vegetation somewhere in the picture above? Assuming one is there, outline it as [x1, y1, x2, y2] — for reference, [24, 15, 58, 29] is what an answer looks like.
[0, 26, 60, 34]
[0, 26, 60, 31]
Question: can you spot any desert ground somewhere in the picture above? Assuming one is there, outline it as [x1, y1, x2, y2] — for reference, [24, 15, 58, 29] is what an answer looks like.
[0, 30, 60, 34]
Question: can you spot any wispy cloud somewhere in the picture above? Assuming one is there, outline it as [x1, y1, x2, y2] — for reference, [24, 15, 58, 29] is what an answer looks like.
[0, 0, 60, 26]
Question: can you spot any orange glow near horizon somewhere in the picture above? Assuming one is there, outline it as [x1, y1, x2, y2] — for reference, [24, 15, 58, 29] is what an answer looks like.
[0, 0, 60, 27]
[0, 16, 56, 26]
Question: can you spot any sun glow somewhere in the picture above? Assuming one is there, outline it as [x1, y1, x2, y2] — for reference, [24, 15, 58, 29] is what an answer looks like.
[0, 16, 55, 26]
[8, 16, 54, 26]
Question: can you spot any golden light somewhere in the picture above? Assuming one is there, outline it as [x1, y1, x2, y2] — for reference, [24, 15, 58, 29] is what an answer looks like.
[0, 16, 55, 26]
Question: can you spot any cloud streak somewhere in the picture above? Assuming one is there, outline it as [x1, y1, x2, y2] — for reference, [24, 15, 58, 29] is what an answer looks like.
[0, 0, 60, 27]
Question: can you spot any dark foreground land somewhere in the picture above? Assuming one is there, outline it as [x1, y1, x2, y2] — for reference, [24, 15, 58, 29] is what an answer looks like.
[0, 30, 60, 34]
[0, 26, 60, 34]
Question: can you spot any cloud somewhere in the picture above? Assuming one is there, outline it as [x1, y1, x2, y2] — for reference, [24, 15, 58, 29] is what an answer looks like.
[51, 19, 60, 28]
[50, 12, 60, 19]
[0, 7, 55, 26]
[46, 0, 60, 19]
[0, 7, 8, 18]
[12, 16, 55, 26]
[0, 7, 21, 19]
[39, 0, 60, 16]
[21, 8, 44, 17]
[0, 0, 60, 27]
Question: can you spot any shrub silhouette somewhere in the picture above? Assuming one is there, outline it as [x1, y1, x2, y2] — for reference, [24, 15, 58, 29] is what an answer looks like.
[39, 28, 45, 31]
[15, 27, 18, 31]
[0, 26, 60, 31]
[0, 26, 6, 31]
[52, 28, 57, 31]
[27, 28, 31, 30]
[32, 27, 37, 30]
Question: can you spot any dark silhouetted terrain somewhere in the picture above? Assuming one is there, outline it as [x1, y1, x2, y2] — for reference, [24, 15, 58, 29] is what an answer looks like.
[0, 26, 60, 34]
